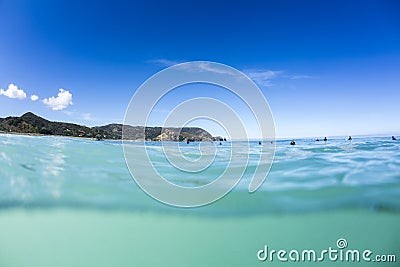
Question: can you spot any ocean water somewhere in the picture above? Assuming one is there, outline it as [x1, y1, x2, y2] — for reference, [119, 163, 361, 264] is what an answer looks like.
[0, 134, 399, 266]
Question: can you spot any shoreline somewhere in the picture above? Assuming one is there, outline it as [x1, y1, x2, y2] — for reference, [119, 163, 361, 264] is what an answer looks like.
[0, 131, 99, 141]
[0, 131, 220, 142]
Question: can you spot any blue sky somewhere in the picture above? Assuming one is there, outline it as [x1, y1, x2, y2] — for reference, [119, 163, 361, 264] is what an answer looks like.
[0, 0, 399, 138]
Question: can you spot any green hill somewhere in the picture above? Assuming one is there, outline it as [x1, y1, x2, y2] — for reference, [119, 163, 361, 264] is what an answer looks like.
[0, 112, 214, 141]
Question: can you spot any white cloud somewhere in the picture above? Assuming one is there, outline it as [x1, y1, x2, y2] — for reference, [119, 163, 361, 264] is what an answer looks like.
[0, 83, 27, 100]
[30, 95, 39, 101]
[150, 59, 239, 76]
[245, 70, 283, 86]
[196, 62, 237, 75]
[289, 74, 318, 80]
[42, 89, 73, 110]
[148, 58, 182, 66]
[173, 61, 238, 76]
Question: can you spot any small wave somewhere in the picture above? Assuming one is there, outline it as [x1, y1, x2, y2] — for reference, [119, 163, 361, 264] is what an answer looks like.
[0, 135, 399, 214]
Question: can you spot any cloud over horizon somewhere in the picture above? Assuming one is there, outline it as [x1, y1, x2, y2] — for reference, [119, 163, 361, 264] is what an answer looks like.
[289, 74, 318, 80]
[43, 89, 73, 110]
[0, 83, 27, 100]
[245, 70, 283, 87]
[30, 95, 39, 101]
[148, 58, 183, 66]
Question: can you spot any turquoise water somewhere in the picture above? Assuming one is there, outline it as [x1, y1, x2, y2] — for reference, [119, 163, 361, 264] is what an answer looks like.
[1, 134, 399, 213]
[0, 134, 399, 266]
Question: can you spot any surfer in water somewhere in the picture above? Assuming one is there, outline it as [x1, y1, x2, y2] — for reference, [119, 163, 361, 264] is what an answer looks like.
[348, 136, 352, 141]
[392, 136, 397, 140]
[290, 139, 296, 145]
[323, 137, 327, 141]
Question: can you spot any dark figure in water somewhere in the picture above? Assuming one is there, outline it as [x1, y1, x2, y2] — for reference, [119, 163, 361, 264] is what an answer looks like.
[348, 136, 352, 141]
[219, 142, 222, 145]
[290, 139, 296, 145]
[316, 138, 320, 141]
[187, 139, 190, 144]
[258, 141, 262, 145]
[392, 136, 397, 141]
[323, 137, 327, 141]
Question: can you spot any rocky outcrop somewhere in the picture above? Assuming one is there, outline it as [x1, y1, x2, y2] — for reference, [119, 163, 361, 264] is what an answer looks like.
[152, 127, 213, 142]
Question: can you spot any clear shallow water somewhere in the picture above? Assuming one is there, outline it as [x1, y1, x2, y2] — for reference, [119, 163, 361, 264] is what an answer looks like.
[1, 209, 399, 267]
[0, 134, 399, 267]
[0, 134, 399, 214]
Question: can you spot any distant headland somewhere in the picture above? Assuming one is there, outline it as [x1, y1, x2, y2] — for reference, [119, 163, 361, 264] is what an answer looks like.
[0, 112, 221, 142]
